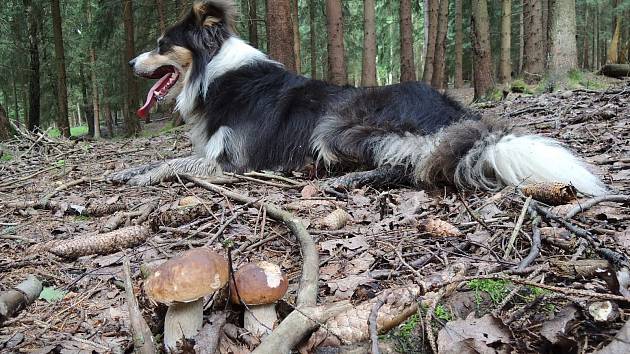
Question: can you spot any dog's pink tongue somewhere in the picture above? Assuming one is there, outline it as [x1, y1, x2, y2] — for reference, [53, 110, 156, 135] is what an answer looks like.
[137, 75, 170, 119]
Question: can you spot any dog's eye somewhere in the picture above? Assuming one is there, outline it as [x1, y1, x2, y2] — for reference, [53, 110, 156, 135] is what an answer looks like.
[157, 40, 168, 54]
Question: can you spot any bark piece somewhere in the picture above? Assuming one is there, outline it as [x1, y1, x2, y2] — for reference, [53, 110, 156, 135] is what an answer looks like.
[522, 183, 578, 205]
[0, 275, 43, 323]
[49, 226, 149, 258]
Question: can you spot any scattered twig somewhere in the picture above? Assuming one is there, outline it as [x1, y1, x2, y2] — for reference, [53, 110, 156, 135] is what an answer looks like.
[122, 256, 156, 354]
[223, 323, 260, 348]
[424, 289, 444, 354]
[565, 194, 630, 219]
[516, 207, 541, 271]
[368, 297, 386, 354]
[194, 311, 227, 354]
[225, 172, 301, 189]
[505, 197, 532, 259]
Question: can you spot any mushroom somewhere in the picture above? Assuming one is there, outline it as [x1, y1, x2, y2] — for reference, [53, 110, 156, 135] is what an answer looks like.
[229, 261, 288, 337]
[145, 248, 229, 352]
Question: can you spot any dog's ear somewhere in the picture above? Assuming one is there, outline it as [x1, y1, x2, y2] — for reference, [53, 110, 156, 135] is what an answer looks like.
[192, 0, 236, 29]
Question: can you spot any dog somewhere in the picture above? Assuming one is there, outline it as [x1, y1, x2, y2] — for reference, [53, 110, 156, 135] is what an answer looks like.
[110, 0, 607, 196]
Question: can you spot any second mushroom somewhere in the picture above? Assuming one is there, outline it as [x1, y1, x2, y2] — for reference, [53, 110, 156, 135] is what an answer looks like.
[229, 261, 288, 337]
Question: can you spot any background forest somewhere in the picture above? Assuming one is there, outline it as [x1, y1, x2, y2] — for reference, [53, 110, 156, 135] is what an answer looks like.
[0, 0, 628, 139]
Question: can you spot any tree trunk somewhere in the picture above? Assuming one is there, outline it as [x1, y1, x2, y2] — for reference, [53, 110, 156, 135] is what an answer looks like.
[607, 17, 621, 64]
[88, 4, 101, 139]
[122, 0, 141, 135]
[454, 0, 464, 88]
[23, 0, 40, 132]
[400, 0, 416, 82]
[103, 86, 114, 138]
[155, 0, 166, 33]
[523, 0, 544, 76]
[89, 48, 101, 139]
[518, 0, 524, 74]
[247, 0, 259, 47]
[51, 0, 71, 137]
[325, 0, 347, 85]
[291, 0, 301, 74]
[593, 3, 599, 69]
[549, 0, 577, 76]
[0, 104, 11, 140]
[309, 0, 317, 79]
[361, 0, 377, 86]
[11, 77, 19, 128]
[541, 0, 548, 66]
[582, 7, 590, 69]
[471, 0, 494, 99]
[423, 0, 440, 82]
[499, 0, 512, 83]
[431, 0, 449, 88]
[266, 0, 296, 71]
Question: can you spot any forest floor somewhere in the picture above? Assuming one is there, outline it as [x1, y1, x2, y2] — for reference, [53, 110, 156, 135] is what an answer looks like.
[0, 80, 629, 354]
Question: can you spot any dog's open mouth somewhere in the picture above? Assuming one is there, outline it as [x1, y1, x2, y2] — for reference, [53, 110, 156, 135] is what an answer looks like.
[137, 65, 180, 118]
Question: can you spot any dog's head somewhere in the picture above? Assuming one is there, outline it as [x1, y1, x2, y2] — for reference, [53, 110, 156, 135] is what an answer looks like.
[130, 0, 236, 118]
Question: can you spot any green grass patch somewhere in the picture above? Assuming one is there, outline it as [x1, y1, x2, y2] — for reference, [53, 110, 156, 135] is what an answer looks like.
[468, 279, 511, 306]
[48, 125, 89, 138]
[434, 304, 454, 322]
[510, 79, 533, 94]
[74, 215, 90, 221]
[397, 314, 420, 339]
[1, 152, 13, 162]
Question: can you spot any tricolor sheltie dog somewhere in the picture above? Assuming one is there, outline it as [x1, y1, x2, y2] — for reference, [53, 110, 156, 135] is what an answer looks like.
[111, 0, 607, 196]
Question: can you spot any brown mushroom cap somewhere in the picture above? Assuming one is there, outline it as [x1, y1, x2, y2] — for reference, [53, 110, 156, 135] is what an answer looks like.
[229, 261, 288, 305]
[145, 248, 229, 305]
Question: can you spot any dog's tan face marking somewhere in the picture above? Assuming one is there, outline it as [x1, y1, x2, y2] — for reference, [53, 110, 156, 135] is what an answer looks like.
[131, 44, 193, 102]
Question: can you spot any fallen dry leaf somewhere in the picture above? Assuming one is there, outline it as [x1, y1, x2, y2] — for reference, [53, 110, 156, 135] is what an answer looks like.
[438, 314, 513, 354]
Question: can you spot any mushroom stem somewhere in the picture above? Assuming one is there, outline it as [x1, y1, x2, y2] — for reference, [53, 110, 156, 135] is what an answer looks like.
[164, 298, 204, 352]
[244, 303, 278, 337]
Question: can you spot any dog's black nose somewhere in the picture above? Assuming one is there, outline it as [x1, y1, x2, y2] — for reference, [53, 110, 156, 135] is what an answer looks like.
[128, 59, 136, 68]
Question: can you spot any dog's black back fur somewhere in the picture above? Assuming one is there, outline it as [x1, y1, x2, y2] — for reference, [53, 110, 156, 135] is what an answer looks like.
[196, 60, 475, 173]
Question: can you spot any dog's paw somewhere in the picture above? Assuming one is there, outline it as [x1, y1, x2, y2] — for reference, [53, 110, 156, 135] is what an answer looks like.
[126, 173, 159, 186]
[108, 163, 161, 184]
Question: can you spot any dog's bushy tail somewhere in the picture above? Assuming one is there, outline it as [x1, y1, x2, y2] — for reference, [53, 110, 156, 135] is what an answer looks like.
[415, 119, 607, 195]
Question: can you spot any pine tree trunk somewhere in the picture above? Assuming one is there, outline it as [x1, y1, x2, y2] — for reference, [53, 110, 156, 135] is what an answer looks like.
[541, 0, 548, 66]
[591, 3, 600, 70]
[549, 0, 577, 76]
[400, 0, 416, 82]
[89, 48, 101, 139]
[423, 0, 440, 82]
[87, 4, 100, 139]
[291, 0, 301, 73]
[325, 0, 347, 85]
[582, 7, 590, 69]
[266, 0, 296, 71]
[11, 77, 19, 127]
[518, 0, 524, 74]
[122, 0, 141, 135]
[51, 0, 71, 137]
[0, 104, 10, 140]
[431, 0, 449, 88]
[454, 0, 464, 88]
[309, 0, 317, 79]
[523, 0, 545, 76]
[471, 0, 494, 99]
[499, 0, 512, 83]
[247, 0, 259, 48]
[607, 17, 621, 64]
[103, 86, 114, 138]
[155, 0, 166, 33]
[23, 0, 40, 132]
[361, 0, 377, 86]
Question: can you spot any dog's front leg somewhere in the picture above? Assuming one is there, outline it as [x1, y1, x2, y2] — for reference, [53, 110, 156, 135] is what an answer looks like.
[110, 156, 220, 186]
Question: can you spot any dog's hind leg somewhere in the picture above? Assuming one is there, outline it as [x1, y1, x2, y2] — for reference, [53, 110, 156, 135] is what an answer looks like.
[108, 162, 164, 184]
[109, 156, 220, 186]
[322, 165, 412, 190]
